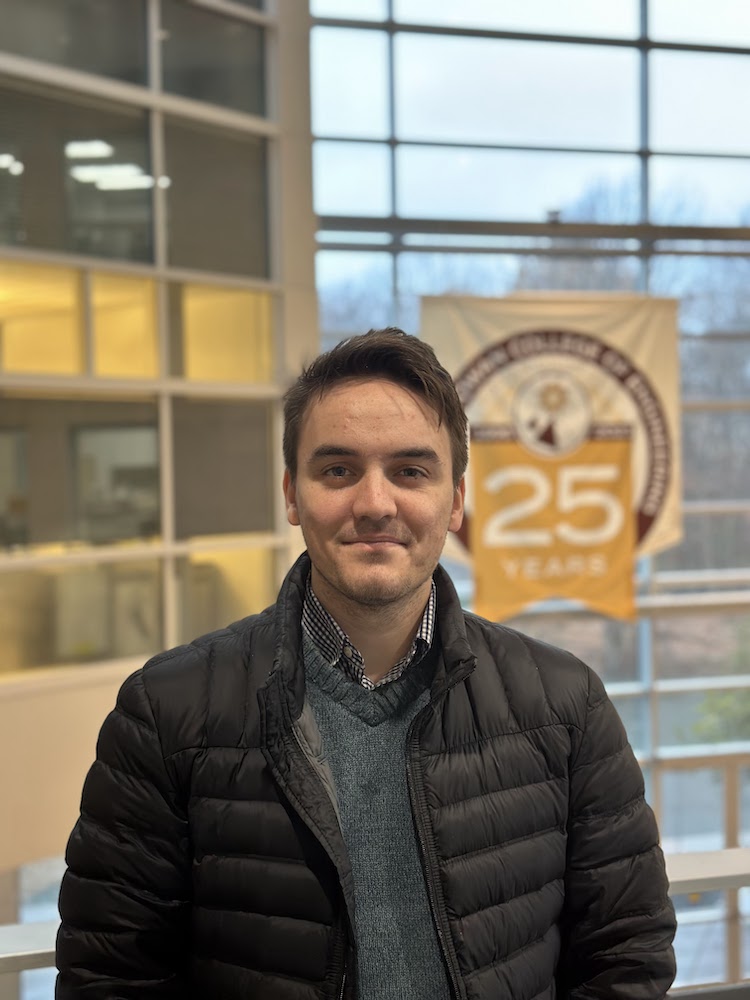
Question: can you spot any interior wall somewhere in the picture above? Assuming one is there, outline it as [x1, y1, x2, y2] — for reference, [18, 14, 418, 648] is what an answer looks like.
[0, 661, 135, 874]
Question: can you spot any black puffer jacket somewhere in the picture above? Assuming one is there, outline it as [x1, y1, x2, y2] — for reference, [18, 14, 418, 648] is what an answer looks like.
[57, 553, 676, 999]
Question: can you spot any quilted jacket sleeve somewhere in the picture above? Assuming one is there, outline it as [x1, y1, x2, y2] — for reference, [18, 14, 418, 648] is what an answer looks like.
[558, 668, 676, 999]
[56, 667, 191, 998]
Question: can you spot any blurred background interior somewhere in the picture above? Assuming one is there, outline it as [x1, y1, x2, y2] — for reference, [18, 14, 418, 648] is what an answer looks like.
[0, 0, 749, 996]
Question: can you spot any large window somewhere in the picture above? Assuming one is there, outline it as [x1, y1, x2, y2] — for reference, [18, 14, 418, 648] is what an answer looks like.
[0, 83, 152, 262]
[0, 0, 285, 680]
[0, 0, 148, 83]
[311, 3, 750, 989]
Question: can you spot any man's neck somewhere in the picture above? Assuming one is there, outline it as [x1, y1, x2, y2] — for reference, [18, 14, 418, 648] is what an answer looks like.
[311, 574, 432, 685]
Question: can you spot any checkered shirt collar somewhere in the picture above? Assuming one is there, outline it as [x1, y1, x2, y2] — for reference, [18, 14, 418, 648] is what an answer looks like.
[301, 574, 437, 691]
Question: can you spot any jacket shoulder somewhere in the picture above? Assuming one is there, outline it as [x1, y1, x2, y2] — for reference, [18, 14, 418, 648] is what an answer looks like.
[462, 610, 596, 732]
[123, 604, 278, 754]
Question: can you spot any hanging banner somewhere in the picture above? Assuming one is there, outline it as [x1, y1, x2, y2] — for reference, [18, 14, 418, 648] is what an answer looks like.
[422, 294, 681, 621]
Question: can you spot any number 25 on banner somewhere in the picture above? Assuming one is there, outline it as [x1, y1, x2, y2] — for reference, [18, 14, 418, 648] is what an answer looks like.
[470, 437, 636, 620]
[482, 465, 624, 548]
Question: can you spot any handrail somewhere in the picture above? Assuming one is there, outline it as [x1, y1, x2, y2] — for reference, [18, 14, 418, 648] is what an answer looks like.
[0, 918, 57, 974]
[2, 850, 750, 976]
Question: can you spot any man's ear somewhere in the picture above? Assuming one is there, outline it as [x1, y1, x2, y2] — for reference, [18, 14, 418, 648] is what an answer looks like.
[448, 476, 465, 534]
[283, 469, 300, 526]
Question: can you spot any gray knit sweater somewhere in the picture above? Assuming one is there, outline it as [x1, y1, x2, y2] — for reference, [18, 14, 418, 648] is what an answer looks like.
[303, 634, 451, 1000]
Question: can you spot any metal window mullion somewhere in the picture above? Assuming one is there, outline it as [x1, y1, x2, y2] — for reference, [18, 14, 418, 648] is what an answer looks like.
[725, 759, 742, 982]
[0, 534, 290, 573]
[150, 108, 169, 270]
[158, 391, 178, 649]
[0, 246, 282, 291]
[386, 0, 400, 320]
[271, 399, 290, 588]
[146, 0, 162, 91]
[638, 0, 652, 299]
[80, 270, 95, 376]
[0, 52, 278, 138]
[189, 0, 275, 28]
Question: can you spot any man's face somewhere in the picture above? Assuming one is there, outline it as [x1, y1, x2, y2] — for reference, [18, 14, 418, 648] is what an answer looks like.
[283, 378, 464, 612]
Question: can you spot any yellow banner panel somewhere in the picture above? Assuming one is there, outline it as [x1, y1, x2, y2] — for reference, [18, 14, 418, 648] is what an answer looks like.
[470, 438, 635, 621]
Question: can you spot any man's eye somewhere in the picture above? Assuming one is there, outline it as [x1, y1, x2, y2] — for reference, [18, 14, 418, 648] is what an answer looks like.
[399, 467, 425, 478]
[324, 466, 350, 478]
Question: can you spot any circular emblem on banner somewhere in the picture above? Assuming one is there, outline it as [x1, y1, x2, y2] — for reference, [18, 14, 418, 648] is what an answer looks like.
[454, 328, 672, 545]
[512, 370, 591, 458]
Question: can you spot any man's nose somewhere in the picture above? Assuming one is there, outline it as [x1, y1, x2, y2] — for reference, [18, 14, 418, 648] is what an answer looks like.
[351, 470, 397, 521]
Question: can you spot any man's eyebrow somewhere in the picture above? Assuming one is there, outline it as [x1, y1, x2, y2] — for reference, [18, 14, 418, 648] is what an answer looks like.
[390, 448, 443, 464]
[307, 445, 443, 464]
[308, 446, 358, 464]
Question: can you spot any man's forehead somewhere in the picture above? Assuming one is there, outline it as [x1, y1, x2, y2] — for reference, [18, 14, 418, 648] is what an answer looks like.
[306, 377, 440, 423]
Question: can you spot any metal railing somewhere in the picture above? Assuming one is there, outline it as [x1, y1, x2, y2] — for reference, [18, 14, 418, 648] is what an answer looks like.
[3, 850, 750, 993]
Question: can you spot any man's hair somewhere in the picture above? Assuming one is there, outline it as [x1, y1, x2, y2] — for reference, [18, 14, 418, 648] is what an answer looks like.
[283, 328, 468, 487]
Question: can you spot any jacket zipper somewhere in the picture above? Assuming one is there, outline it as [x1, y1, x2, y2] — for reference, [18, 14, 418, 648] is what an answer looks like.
[406, 702, 466, 1000]
[288, 721, 353, 1000]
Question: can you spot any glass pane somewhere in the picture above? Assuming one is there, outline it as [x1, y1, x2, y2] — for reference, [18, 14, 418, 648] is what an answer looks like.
[683, 411, 750, 501]
[0, 559, 161, 670]
[311, 0, 387, 17]
[0, 261, 84, 375]
[512, 254, 642, 290]
[172, 399, 273, 539]
[650, 256, 750, 336]
[499, 614, 639, 684]
[397, 252, 641, 332]
[161, 0, 265, 116]
[610, 696, 648, 755]
[316, 250, 394, 347]
[0, 82, 152, 261]
[652, 51, 750, 154]
[681, 334, 750, 399]
[73, 426, 160, 544]
[317, 230, 393, 245]
[0, 429, 27, 548]
[0, 0, 147, 84]
[660, 768, 724, 852]
[20, 855, 65, 922]
[311, 28, 389, 138]
[21, 969, 58, 997]
[658, 691, 750, 748]
[92, 274, 158, 378]
[313, 141, 391, 215]
[650, 156, 750, 226]
[651, 0, 750, 46]
[397, 146, 640, 222]
[656, 513, 750, 572]
[395, 36, 639, 148]
[654, 613, 750, 681]
[177, 547, 277, 643]
[393, 0, 638, 36]
[0, 396, 159, 549]
[165, 118, 267, 277]
[169, 284, 273, 382]
[672, 892, 727, 988]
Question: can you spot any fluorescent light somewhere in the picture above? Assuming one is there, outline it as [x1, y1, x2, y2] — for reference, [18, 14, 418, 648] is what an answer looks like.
[65, 140, 114, 159]
[95, 175, 155, 190]
[0, 154, 15, 168]
[8, 161, 24, 176]
[70, 163, 144, 183]
[157, 175, 172, 189]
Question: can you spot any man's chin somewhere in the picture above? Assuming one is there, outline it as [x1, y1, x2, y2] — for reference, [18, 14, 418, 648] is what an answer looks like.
[334, 570, 413, 608]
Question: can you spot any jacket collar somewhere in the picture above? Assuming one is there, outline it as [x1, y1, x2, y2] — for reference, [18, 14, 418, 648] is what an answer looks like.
[269, 551, 477, 716]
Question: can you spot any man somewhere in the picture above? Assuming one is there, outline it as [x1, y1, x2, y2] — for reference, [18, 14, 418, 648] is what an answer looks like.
[57, 328, 677, 999]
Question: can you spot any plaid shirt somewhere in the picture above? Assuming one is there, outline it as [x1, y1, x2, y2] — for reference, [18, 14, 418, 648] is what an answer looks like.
[301, 575, 437, 690]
